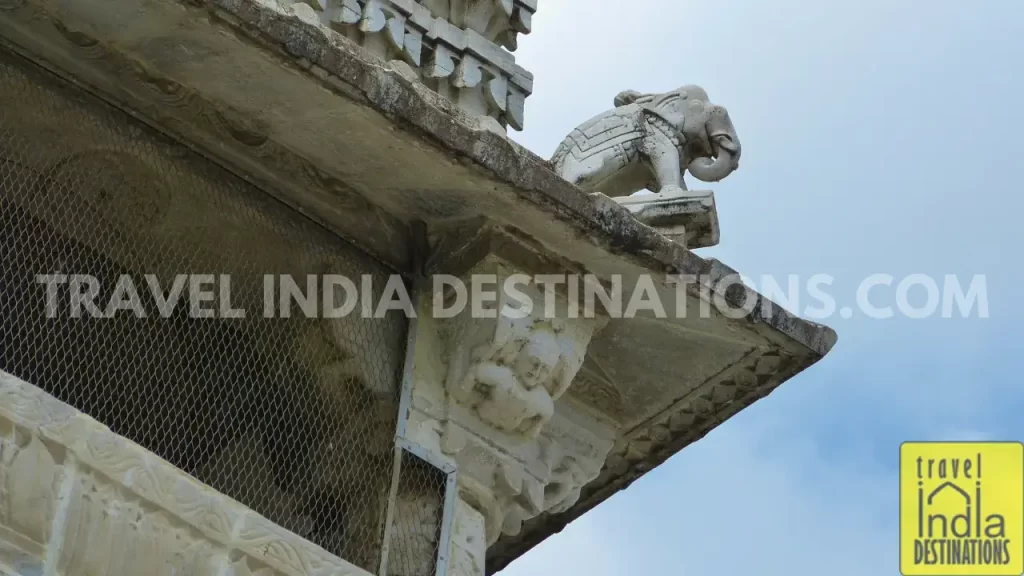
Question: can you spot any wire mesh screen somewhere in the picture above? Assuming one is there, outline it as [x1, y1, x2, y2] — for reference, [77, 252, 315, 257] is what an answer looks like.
[0, 47, 410, 572]
[384, 447, 451, 576]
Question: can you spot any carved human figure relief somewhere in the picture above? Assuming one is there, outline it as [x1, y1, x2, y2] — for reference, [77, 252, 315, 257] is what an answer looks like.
[551, 85, 742, 198]
[451, 316, 591, 439]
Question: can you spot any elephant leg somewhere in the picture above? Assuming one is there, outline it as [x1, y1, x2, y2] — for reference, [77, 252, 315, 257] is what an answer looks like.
[640, 120, 687, 195]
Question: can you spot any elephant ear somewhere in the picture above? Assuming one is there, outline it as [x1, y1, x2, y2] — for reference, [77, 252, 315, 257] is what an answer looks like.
[614, 90, 643, 107]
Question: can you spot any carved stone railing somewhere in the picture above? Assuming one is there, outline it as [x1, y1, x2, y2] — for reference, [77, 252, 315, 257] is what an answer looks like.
[0, 370, 371, 576]
[287, 0, 534, 130]
[417, 0, 535, 50]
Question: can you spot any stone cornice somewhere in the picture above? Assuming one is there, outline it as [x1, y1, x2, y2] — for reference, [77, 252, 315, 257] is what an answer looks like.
[486, 346, 819, 573]
[421, 264, 612, 546]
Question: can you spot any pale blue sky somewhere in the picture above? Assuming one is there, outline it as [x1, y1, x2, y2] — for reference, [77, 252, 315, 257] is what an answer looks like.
[500, 1, 1023, 574]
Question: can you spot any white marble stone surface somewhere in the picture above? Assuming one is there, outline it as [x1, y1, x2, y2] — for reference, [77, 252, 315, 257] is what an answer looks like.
[0, 370, 371, 576]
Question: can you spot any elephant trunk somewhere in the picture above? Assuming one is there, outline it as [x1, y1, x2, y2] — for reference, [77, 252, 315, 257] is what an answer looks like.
[688, 144, 736, 182]
[687, 106, 741, 183]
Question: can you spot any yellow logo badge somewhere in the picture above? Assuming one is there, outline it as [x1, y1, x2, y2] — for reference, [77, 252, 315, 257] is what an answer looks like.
[900, 442, 1024, 575]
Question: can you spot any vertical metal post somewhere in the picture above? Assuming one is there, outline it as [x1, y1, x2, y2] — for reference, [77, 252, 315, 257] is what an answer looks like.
[382, 287, 418, 576]
[378, 445, 405, 576]
[385, 221, 458, 576]
[395, 221, 427, 442]
[383, 231, 422, 575]
[394, 310, 419, 442]
[434, 467, 458, 576]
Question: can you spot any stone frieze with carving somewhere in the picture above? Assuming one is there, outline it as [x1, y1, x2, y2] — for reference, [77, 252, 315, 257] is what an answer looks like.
[0, 370, 371, 576]
[288, 0, 534, 129]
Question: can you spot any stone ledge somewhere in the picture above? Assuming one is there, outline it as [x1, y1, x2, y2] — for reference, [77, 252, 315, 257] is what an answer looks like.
[0, 370, 371, 576]
[611, 189, 720, 249]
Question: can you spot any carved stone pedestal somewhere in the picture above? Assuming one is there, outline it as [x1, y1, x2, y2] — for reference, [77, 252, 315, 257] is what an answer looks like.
[612, 189, 720, 249]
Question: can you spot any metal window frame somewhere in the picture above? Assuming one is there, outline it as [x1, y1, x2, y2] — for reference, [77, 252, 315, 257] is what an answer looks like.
[380, 274, 458, 576]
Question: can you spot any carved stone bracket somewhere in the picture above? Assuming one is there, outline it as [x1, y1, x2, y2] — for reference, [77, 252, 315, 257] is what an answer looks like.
[425, 272, 612, 545]
[438, 413, 611, 546]
[442, 282, 605, 441]
[286, 0, 534, 129]
[396, 259, 615, 553]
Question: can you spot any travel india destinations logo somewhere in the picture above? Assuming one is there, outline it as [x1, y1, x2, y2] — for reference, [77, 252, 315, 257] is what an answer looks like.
[900, 442, 1024, 575]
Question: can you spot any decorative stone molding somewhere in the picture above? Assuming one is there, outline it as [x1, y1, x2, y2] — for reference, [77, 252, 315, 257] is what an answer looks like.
[419, 0, 535, 51]
[568, 365, 624, 420]
[541, 443, 603, 515]
[602, 350, 782, 481]
[486, 347, 815, 573]
[283, 0, 534, 129]
[401, 273, 612, 548]
[438, 414, 610, 546]
[0, 370, 371, 576]
[0, 3, 839, 574]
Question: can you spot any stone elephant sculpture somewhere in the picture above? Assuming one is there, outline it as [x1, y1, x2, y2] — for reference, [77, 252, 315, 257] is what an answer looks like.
[551, 85, 741, 197]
